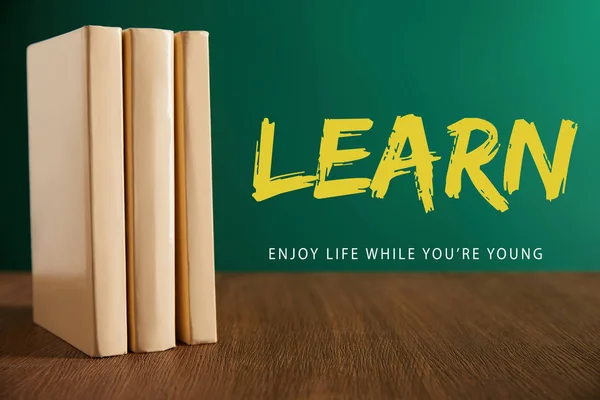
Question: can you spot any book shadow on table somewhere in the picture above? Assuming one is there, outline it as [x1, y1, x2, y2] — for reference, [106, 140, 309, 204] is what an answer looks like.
[0, 306, 88, 359]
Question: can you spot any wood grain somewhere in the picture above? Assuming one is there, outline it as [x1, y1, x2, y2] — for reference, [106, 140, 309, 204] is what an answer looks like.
[1, 272, 600, 399]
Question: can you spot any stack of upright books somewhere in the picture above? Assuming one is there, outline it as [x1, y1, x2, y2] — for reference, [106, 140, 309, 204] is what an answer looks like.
[26, 26, 217, 357]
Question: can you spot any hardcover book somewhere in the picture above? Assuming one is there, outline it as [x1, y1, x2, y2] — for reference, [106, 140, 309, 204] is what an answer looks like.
[174, 31, 218, 345]
[123, 28, 176, 353]
[27, 26, 128, 357]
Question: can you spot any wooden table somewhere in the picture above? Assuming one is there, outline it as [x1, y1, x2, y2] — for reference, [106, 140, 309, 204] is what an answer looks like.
[1, 272, 600, 399]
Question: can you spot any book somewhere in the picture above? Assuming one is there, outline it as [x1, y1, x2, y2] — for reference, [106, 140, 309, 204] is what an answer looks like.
[26, 26, 128, 358]
[174, 31, 218, 345]
[123, 28, 176, 353]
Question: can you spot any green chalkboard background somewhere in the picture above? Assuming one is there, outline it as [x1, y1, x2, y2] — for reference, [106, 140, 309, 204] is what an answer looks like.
[1, 0, 599, 271]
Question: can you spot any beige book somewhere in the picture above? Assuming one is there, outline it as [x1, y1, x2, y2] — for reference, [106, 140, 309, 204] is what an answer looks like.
[174, 31, 217, 344]
[123, 28, 176, 353]
[26, 26, 128, 357]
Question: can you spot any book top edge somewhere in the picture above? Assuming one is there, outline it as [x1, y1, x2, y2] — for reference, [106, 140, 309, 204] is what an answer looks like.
[123, 27, 175, 35]
[176, 31, 209, 38]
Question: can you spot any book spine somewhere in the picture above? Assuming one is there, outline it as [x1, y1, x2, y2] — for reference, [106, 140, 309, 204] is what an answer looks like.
[174, 32, 191, 344]
[124, 29, 176, 353]
[87, 26, 128, 357]
[175, 31, 217, 344]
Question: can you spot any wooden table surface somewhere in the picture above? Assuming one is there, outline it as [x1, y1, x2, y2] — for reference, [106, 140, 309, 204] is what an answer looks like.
[1, 272, 600, 399]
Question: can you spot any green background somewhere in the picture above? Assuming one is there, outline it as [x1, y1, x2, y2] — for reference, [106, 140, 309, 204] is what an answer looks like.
[1, 0, 598, 271]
